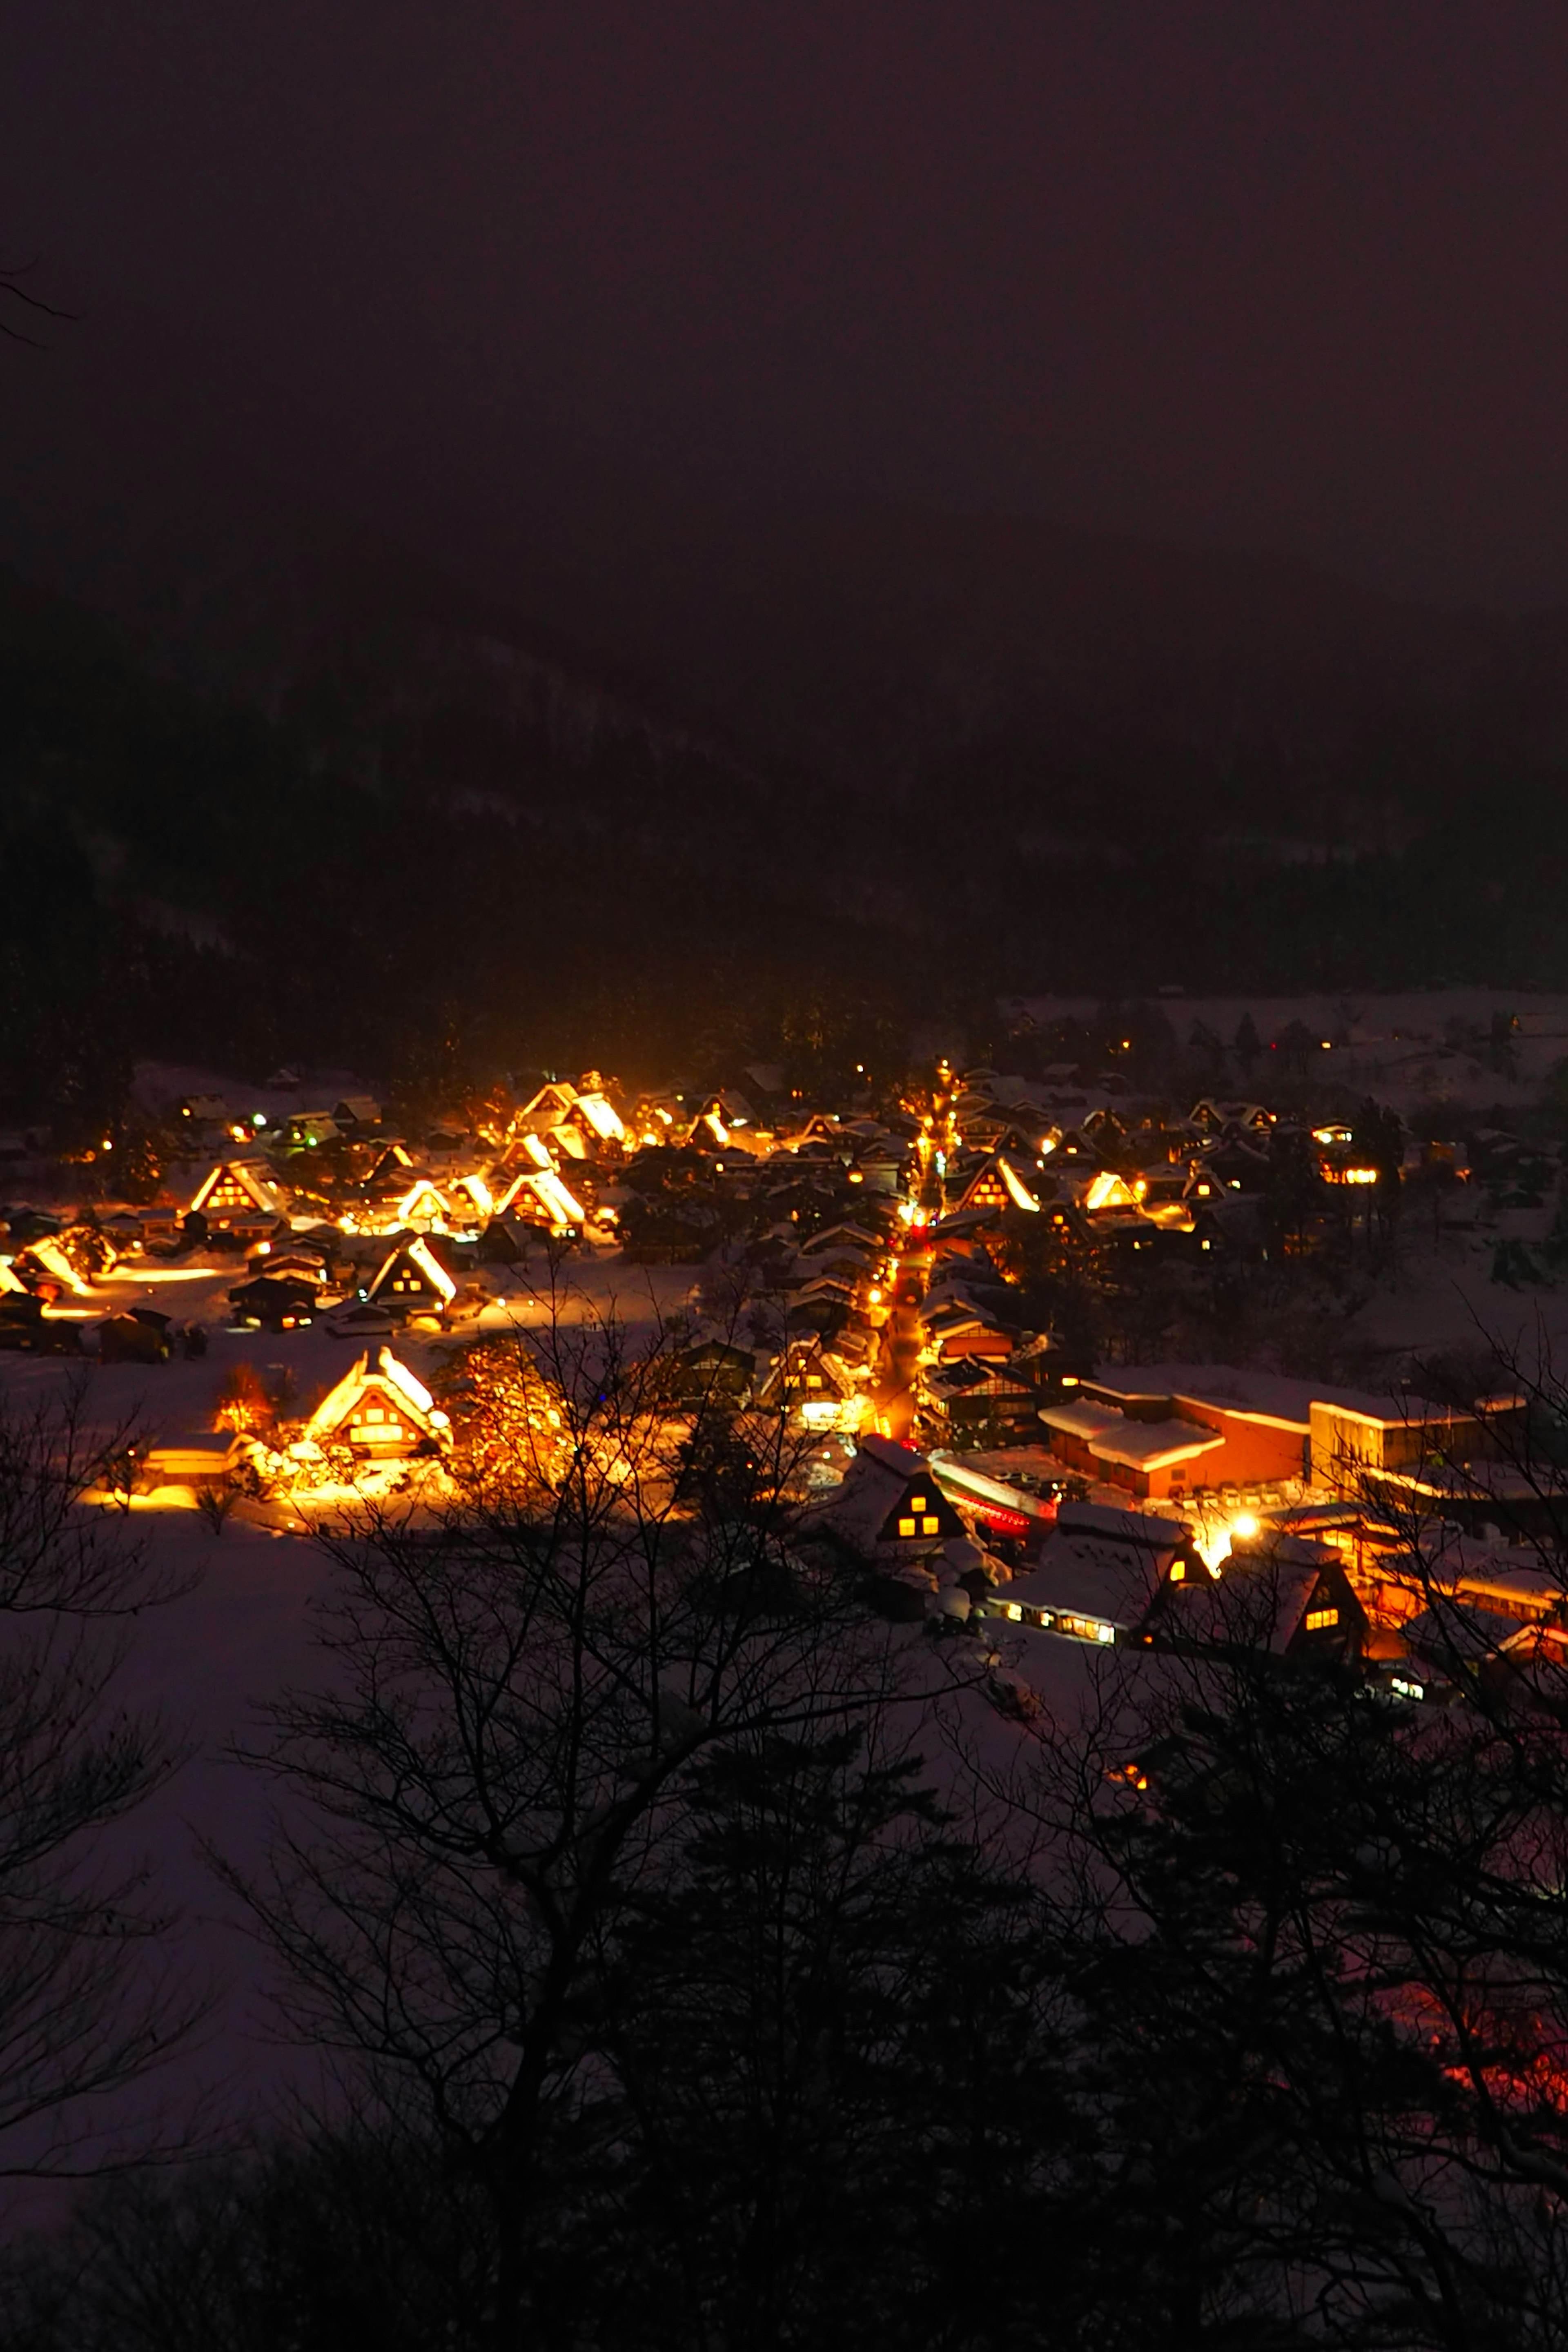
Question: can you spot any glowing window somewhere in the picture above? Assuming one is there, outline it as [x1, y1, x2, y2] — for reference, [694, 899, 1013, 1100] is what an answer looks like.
[1168, 1562, 1185, 1583]
[1304, 1606, 1339, 1631]
[921, 1516, 940, 1535]
[911, 1495, 927, 1512]
[897, 1517, 916, 1537]
[366, 1405, 384, 1421]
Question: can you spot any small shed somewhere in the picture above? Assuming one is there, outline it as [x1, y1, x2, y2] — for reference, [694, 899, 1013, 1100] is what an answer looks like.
[138, 1430, 250, 1488]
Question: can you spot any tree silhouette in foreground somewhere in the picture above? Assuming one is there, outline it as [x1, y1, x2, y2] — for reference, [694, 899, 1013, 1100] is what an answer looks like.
[0, 1385, 200, 2179]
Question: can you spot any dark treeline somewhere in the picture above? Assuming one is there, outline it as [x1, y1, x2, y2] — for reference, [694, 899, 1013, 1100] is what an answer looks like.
[4, 569, 1568, 1141]
[11, 1561, 1568, 2346]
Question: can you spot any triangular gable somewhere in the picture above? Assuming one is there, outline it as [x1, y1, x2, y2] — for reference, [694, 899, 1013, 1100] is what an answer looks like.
[500, 1130, 555, 1171]
[495, 1167, 587, 1227]
[368, 1236, 458, 1309]
[191, 1160, 280, 1218]
[454, 1172, 494, 1220]
[1285, 1559, 1365, 1653]
[1084, 1169, 1138, 1212]
[766, 1336, 854, 1400]
[369, 1141, 417, 1183]
[957, 1159, 1012, 1216]
[959, 1152, 1042, 1216]
[877, 1476, 967, 1544]
[519, 1082, 579, 1125]
[306, 1345, 443, 1452]
[573, 1091, 626, 1144]
[394, 1178, 455, 1229]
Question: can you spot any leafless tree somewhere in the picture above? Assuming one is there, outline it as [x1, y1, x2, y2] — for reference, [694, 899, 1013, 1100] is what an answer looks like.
[223, 1276, 921, 2347]
[0, 1381, 202, 2177]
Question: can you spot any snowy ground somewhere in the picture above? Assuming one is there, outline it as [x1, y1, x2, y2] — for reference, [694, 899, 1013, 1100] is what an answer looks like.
[0, 1241, 705, 2204]
[4, 1185, 1563, 2198]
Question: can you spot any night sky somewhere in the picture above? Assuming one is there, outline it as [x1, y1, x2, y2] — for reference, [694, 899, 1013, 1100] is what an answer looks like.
[8, 1, 1568, 607]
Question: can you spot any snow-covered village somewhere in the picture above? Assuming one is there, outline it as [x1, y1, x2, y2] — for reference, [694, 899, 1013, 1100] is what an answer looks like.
[18, 10, 1568, 2341]
[7, 975, 1568, 2336]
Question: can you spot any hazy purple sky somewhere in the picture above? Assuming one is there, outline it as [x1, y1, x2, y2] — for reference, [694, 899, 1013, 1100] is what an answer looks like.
[8, 1, 1568, 604]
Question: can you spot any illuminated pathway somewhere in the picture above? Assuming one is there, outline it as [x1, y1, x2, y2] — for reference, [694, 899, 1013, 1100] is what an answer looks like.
[870, 1236, 929, 1443]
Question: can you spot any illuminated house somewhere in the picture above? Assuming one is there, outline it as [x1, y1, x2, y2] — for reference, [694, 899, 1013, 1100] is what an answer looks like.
[755, 1336, 867, 1430]
[189, 1159, 287, 1234]
[922, 1302, 1015, 1361]
[1190, 1099, 1273, 1135]
[956, 1151, 1045, 1217]
[494, 1167, 587, 1230]
[513, 1082, 625, 1158]
[447, 1172, 494, 1223]
[1080, 1169, 1140, 1215]
[366, 1140, 418, 1191]
[305, 1345, 448, 1458]
[16, 1235, 96, 1296]
[920, 1359, 1039, 1443]
[517, 1081, 582, 1130]
[572, 1089, 627, 1149]
[980, 1500, 1208, 1647]
[391, 1178, 458, 1232]
[499, 1129, 555, 1174]
[365, 1236, 460, 1321]
[877, 1474, 966, 1544]
[1158, 1533, 1367, 1664]
[810, 1434, 972, 1562]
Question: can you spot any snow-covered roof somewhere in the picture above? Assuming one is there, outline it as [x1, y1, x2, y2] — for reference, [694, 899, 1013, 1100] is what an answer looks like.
[190, 1158, 285, 1216]
[305, 1344, 441, 1440]
[494, 1167, 587, 1227]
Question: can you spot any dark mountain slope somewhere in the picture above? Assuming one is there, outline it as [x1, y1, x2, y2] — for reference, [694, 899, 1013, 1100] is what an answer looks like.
[3, 344, 1568, 1128]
